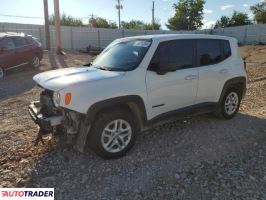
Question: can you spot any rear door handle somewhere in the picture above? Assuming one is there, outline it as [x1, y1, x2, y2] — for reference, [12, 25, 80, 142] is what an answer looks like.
[185, 75, 198, 80]
[219, 69, 228, 74]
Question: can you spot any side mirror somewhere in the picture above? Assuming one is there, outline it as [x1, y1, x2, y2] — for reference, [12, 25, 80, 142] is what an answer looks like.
[156, 61, 177, 75]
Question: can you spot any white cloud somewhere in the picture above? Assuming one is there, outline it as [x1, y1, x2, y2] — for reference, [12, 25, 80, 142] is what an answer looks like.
[248, 13, 254, 19]
[220, 4, 234, 10]
[171, 10, 175, 17]
[203, 9, 213, 14]
[203, 20, 216, 29]
[243, 4, 250, 8]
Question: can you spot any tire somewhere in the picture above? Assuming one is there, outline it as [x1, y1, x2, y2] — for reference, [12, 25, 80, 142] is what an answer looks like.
[54, 125, 65, 136]
[0, 67, 5, 79]
[88, 109, 138, 159]
[216, 89, 241, 119]
[31, 56, 40, 68]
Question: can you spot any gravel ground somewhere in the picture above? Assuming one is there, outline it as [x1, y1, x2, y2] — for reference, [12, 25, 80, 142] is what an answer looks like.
[0, 46, 265, 199]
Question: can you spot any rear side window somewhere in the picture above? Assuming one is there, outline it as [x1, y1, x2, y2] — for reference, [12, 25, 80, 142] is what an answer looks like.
[222, 40, 231, 59]
[25, 37, 35, 44]
[13, 37, 28, 47]
[197, 39, 222, 66]
[150, 39, 194, 70]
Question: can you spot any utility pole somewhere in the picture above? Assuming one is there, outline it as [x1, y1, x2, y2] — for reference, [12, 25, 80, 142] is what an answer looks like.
[88, 14, 95, 28]
[54, 0, 62, 54]
[43, 0, 50, 50]
[116, 0, 123, 29]
[152, 1, 155, 30]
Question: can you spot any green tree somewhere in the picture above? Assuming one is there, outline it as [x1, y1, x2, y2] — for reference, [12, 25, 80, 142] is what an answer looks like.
[230, 11, 251, 26]
[121, 20, 161, 30]
[89, 17, 117, 29]
[143, 22, 161, 30]
[121, 20, 145, 30]
[49, 13, 83, 26]
[166, 0, 205, 30]
[215, 11, 252, 28]
[214, 16, 231, 28]
[250, 1, 266, 24]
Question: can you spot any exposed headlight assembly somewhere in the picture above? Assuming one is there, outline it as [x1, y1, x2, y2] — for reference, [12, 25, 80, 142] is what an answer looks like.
[53, 92, 61, 107]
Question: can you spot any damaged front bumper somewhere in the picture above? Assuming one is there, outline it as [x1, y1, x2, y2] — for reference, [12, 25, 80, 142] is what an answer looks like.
[28, 100, 91, 152]
[28, 101, 63, 132]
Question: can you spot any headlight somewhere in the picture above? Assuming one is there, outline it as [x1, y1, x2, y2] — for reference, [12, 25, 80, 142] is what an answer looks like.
[53, 92, 61, 107]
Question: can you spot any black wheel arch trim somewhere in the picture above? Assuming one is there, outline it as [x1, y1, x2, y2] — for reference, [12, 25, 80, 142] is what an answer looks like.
[219, 76, 247, 103]
[86, 95, 147, 126]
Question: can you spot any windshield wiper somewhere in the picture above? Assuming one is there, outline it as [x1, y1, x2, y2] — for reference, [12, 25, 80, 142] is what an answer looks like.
[83, 62, 93, 67]
[94, 65, 112, 71]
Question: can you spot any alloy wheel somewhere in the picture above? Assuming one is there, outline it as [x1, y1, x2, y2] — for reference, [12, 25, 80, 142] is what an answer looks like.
[32, 56, 40, 68]
[224, 92, 239, 115]
[0, 67, 4, 79]
[101, 119, 132, 153]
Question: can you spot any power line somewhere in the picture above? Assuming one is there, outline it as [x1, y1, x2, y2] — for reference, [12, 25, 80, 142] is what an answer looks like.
[0, 14, 120, 26]
[0, 14, 43, 19]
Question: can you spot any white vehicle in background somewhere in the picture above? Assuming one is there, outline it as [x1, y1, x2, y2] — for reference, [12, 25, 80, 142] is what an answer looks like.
[29, 34, 247, 159]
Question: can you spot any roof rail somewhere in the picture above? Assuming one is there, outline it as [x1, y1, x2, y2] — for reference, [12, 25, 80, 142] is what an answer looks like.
[0, 32, 26, 37]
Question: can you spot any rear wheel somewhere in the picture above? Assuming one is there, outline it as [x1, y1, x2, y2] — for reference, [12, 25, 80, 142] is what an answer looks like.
[88, 109, 138, 159]
[31, 56, 40, 68]
[0, 67, 4, 79]
[216, 89, 241, 119]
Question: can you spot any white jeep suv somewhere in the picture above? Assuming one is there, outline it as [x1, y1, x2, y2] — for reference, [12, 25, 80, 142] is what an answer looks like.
[29, 34, 247, 159]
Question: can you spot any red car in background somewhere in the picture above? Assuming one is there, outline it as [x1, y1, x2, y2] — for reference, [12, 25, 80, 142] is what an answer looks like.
[0, 32, 43, 78]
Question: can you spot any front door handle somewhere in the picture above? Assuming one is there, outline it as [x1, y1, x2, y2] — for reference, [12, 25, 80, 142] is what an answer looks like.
[185, 75, 197, 80]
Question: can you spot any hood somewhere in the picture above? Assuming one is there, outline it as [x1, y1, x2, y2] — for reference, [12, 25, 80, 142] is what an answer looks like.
[33, 66, 125, 91]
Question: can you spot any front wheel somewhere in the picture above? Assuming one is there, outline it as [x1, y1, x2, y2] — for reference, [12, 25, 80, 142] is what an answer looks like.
[31, 56, 40, 68]
[88, 109, 138, 159]
[0, 67, 5, 79]
[217, 89, 241, 119]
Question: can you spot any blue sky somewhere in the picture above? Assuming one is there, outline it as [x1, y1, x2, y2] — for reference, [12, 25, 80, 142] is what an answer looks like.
[0, 0, 262, 29]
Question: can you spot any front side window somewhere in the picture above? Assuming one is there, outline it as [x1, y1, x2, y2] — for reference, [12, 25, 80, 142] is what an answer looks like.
[150, 39, 194, 70]
[197, 39, 222, 66]
[93, 39, 152, 71]
[13, 37, 27, 48]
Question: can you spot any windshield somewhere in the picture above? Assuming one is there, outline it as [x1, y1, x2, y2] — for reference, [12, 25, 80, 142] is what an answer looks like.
[93, 39, 152, 71]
